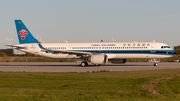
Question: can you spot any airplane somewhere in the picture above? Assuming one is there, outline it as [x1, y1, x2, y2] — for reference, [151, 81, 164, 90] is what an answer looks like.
[7, 20, 176, 67]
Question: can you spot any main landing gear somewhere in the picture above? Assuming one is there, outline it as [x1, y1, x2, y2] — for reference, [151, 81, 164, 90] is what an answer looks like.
[81, 62, 88, 67]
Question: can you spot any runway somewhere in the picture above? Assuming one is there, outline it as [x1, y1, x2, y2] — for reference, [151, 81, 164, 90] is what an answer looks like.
[0, 62, 180, 72]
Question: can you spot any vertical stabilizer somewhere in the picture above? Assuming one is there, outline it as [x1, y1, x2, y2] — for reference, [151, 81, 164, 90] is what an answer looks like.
[15, 20, 38, 44]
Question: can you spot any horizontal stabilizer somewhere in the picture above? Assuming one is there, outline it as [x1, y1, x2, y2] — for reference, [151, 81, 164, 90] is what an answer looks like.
[5, 45, 26, 49]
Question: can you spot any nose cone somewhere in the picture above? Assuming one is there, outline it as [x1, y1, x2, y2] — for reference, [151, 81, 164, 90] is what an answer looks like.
[173, 50, 176, 56]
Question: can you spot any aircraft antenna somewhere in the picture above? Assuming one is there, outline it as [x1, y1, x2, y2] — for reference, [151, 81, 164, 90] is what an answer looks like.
[64, 39, 68, 43]
[112, 37, 114, 42]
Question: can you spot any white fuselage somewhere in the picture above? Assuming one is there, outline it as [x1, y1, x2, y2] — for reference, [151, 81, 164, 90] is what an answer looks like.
[15, 42, 176, 59]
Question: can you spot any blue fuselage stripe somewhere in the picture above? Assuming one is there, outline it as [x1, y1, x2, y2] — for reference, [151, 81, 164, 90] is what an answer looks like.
[41, 49, 176, 56]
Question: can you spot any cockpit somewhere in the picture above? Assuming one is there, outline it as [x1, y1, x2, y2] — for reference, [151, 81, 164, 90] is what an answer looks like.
[161, 46, 170, 49]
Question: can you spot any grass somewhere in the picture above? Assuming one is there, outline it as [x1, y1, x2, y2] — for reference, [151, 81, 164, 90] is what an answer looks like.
[0, 56, 77, 62]
[0, 69, 180, 100]
[156, 76, 180, 100]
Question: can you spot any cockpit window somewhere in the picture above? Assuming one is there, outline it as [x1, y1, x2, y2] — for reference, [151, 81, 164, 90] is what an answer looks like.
[161, 46, 170, 48]
[164, 46, 170, 48]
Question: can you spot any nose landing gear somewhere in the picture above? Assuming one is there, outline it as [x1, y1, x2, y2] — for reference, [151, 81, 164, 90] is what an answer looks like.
[154, 63, 158, 66]
[152, 58, 159, 66]
[149, 58, 159, 66]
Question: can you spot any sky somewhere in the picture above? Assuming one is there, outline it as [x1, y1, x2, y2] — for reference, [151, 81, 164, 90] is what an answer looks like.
[0, 0, 180, 53]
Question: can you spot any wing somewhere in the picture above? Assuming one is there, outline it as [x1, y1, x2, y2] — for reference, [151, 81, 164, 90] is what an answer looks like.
[41, 50, 92, 55]
[38, 43, 92, 56]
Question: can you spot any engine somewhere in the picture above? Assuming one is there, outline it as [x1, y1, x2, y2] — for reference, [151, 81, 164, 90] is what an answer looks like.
[108, 59, 126, 64]
[89, 54, 107, 65]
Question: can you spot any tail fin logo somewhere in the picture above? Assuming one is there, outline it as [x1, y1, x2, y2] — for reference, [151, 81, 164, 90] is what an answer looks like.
[18, 29, 28, 40]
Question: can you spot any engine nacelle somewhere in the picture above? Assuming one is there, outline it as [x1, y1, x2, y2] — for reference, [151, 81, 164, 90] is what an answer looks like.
[89, 54, 107, 65]
[109, 59, 126, 64]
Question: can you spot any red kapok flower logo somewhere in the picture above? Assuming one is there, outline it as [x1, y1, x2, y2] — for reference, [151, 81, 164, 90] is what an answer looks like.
[18, 29, 28, 40]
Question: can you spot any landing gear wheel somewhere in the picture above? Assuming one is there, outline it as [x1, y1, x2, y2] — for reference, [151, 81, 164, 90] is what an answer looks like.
[81, 62, 88, 67]
[154, 63, 158, 66]
[95, 64, 101, 66]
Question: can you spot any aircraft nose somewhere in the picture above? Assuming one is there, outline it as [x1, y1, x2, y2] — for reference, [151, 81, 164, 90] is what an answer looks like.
[173, 50, 176, 55]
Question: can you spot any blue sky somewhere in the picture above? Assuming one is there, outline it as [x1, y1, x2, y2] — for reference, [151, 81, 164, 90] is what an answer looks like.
[0, 0, 180, 51]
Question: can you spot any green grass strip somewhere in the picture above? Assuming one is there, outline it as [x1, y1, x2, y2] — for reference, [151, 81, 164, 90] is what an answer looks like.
[0, 69, 180, 100]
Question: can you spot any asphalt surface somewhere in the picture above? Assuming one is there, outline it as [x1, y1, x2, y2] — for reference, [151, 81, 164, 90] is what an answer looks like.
[0, 62, 180, 72]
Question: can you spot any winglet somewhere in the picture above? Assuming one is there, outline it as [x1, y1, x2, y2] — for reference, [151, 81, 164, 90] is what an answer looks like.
[37, 39, 46, 50]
